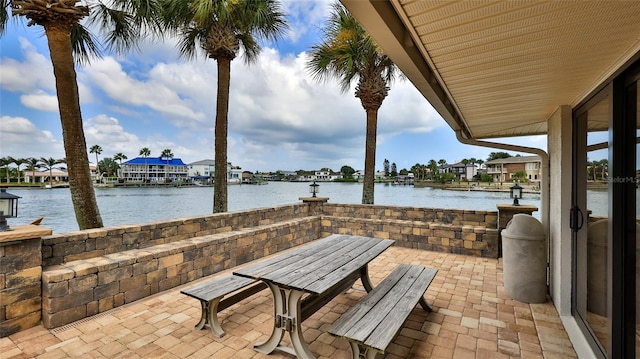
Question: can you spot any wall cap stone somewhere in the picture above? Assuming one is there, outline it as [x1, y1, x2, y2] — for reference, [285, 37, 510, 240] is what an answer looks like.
[0, 225, 52, 244]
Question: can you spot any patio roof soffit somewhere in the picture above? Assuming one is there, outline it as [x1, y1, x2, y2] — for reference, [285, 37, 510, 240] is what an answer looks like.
[341, 0, 640, 140]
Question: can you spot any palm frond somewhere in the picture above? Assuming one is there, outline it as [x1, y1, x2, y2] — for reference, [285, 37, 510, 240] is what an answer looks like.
[88, 2, 140, 55]
[0, 0, 9, 35]
[71, 24, 102, 65]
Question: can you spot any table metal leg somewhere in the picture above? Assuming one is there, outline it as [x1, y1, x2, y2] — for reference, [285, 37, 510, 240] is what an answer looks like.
[254, 282, 286, 354]
[254, 282, 316, 359]
[360, 266, 375, 293]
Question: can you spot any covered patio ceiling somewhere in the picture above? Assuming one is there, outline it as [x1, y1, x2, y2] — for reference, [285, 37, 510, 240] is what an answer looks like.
[341, 0, 640, 139]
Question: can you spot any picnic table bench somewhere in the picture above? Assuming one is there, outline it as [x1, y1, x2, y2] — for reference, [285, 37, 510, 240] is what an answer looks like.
[329, 264, 438, 359]
[234, 234, 394, 359]
[180, 275, 267, 337]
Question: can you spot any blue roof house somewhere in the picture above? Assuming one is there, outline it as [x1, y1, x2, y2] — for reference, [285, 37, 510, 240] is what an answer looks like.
[120, 157, 188, 183]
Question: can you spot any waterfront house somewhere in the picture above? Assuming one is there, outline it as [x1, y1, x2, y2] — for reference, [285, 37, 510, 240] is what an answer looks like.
[485, 155, 542, 185]
[343, 1, 640, 356]
[23, 169, 69, 184]
[120, 156, 188, 183]
[187, 159, 241, 184]
[441, 161, 477, 181]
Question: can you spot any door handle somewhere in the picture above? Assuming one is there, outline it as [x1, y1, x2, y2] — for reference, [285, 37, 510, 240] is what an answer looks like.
[570, 206, 584, 231]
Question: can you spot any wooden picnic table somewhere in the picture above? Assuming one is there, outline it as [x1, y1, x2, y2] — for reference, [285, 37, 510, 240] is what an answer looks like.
[233, 234, 394, 359]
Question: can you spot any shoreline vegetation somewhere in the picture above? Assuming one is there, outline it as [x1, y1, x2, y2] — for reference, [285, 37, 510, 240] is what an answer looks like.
[0, 180, 612, 193]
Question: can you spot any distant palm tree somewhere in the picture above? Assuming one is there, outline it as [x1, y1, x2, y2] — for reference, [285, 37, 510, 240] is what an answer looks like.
[1, 1, 163, 229]
[113, 152, 127, 178]
[39, 157, 62, 188]
[162, 0, 288, 213]
[139, 147, 151, 182]
[89, 145, 102, 182]
[12, 157, 26, 183]
[0, 157, 11, 183]
[160, 148, 173, 182]
[24, 158, 40, 185]
[307, 2, 400, 205]
[113, 152, 127, 165]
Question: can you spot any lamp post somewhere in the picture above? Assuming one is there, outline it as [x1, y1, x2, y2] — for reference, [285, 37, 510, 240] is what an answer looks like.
[510, 182, 523, 206]
[309, 181, 319, 198]
[0, 188, 21, 231]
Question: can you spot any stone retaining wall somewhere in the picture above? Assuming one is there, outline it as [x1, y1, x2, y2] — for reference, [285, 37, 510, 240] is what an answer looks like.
[320, 217, 499, 258]
[41, 217, 319, 328]
[321, 203, 497, 228]
[42, 204, 309, 267]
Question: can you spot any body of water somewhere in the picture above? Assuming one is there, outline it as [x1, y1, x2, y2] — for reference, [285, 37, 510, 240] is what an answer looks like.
[11, 182, 545, 233]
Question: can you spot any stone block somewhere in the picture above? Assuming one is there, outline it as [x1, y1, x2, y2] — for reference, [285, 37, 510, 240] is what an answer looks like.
[43, 305, 86, 329]
[5, 267, 41, 288]
[43, 289, 93, 313]
[177, 223, 200, 235]
[119, 274, 147, 292]
[124, 285, 150, 303]
[52, 241, 86, 259]
[43, 281, 69, 298]
[6, 297, 41, 319]
[1, 311, 41, 337]
[98, 297, 114, 312]
[69, 274, 97, 293]
[87, 301, 99, 317]
[113, 293, 125, 307]
[98, 266, 132, 285]
[158, 253, 183, 269]
[133, 259, 158, 276]
[1, 283, 40, 304]
[94, 282, 119, 299]
[123, 231, 149, 246]
[158, 276, 181, 291]
[64, 250, 105, 262]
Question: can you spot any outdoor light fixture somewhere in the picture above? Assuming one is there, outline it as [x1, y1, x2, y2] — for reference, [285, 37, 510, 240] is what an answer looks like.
[309, 181, 319, 198]
[0, 188, 21, 231]
[510, 183, 523, 206]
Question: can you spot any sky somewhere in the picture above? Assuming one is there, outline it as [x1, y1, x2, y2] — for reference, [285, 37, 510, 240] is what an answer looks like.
[0, 0, 548, 173]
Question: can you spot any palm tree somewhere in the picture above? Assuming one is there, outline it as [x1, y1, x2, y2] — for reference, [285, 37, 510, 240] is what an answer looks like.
[160, 148, 173, 182]
[163, 0, 288, 213]
[24, 158, 40, 185]
[307, 2, 400, 204]
[113, 152, 127, 178]
[113, 152, 127, 165]
[12, 157, 26, 183]
[1, 2, 164, 229]
[40, 157, 62, 188]
[0, 157, 11, 183]
[139, 147, 151, 183]
[89, 145, 102, 182]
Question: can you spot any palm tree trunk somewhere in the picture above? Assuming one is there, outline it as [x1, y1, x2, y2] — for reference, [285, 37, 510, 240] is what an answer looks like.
[44, 24, 103, 229]
[213, 58, 231, 213]
[361, 108, 378, 204]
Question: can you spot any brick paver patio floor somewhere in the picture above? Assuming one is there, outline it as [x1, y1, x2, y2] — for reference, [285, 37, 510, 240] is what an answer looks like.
[1, 246, 577, 358]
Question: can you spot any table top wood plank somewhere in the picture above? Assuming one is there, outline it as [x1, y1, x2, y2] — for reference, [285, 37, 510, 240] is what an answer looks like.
[233, 235, 394, 295]
[261, 237, 376, 290]
[234, 234, 345, 279]
[301, 239, 394, 294]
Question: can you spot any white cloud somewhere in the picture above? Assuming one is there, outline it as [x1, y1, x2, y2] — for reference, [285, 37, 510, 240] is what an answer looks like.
[0, 38, 54, 93]
[20, 92, 59, 112]
[83, 57, 208, 124]
[0, 116, 64, 159]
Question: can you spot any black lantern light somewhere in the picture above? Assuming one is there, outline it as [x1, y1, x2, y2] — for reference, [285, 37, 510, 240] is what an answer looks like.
[0, 188, 21, 231]
[510, 182, 523, 206]
[309, 181, 319, 198]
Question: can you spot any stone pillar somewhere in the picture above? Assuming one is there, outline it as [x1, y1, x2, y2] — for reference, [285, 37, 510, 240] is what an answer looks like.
[496, 204, 538, 257]
[0, 225, 52, 337]
[299, 197, 329, 216]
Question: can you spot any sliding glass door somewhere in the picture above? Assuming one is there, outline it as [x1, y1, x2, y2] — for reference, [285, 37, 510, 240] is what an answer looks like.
[572, 60, 639, 358]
